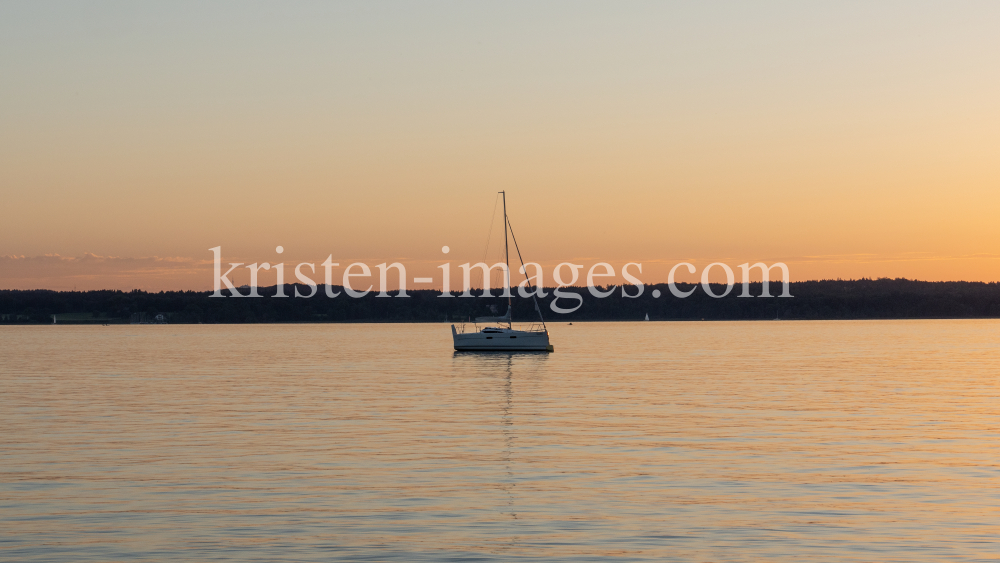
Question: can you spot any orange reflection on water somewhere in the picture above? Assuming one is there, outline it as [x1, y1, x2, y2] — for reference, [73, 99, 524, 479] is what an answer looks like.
[2, 320, 998, 561]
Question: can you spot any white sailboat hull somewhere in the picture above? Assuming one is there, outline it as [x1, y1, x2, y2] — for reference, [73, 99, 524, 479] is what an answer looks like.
[452, 325, 551, 351]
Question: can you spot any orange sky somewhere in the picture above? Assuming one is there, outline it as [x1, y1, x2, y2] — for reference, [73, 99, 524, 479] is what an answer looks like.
[2, 3, 999, 291]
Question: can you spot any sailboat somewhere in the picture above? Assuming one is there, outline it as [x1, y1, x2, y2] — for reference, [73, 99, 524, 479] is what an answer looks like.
[452, 192, 553, 352]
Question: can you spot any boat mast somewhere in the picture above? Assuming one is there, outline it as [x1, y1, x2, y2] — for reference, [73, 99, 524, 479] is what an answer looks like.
[501, 190, 512, 329]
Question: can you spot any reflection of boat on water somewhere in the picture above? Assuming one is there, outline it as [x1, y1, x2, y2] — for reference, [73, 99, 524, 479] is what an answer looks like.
[452, 192, 552, 352]
[497, 353, 517, 525]
[450, 350, 548, 530]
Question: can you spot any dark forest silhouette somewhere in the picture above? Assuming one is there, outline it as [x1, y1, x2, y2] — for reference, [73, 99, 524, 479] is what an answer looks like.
[3, 278, 1000, 324]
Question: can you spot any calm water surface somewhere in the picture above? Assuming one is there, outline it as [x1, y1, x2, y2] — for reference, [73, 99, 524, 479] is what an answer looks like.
[2, 321, 999, 561]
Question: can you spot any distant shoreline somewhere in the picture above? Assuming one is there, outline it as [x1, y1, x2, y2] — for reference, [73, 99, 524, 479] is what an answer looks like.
[13, 317, 999, 327]
[4, 279, 1000, 324]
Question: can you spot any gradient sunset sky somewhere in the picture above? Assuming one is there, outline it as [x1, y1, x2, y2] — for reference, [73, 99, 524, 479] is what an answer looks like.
[2, 2, 998, 290]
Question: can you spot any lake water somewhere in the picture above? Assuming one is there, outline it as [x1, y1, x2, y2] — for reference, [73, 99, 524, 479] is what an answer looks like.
[2, 321, 999, 561]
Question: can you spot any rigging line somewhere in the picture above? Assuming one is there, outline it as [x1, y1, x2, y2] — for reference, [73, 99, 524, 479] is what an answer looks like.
[476, 194, 501, 298]
[506, 215, 547, 328]
[492, 241, 506, 295]
[481, 194, 501, 265]
[505, 216, 531, 285]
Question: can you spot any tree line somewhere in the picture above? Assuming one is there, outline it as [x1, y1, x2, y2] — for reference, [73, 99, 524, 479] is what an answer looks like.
[2, 278, 1000, 324]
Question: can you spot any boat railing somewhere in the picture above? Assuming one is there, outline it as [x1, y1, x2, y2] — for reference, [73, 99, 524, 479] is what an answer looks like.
[453, 321, 547, 334]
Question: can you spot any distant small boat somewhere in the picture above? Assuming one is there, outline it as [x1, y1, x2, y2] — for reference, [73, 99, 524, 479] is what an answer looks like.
[452, 192, 552, 352]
